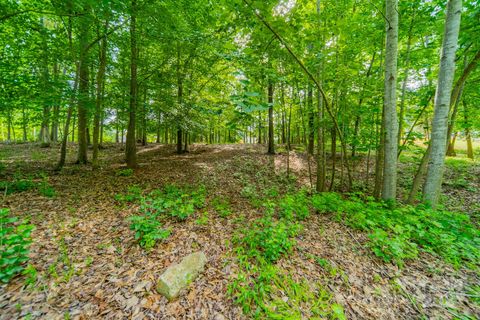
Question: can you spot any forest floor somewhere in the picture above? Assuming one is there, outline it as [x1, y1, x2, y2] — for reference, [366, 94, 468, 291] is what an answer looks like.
[0, 143, 479, 320]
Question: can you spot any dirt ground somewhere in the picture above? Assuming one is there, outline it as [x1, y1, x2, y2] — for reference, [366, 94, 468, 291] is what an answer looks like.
[0, 143, 478, 319]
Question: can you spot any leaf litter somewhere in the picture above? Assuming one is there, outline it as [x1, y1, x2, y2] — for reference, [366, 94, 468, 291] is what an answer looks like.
[0, 143, 478, 319]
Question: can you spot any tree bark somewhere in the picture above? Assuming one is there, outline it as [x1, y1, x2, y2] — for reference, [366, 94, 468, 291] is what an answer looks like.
[267, 82, 275, 154]
[381, 0, 399, 202]
[397, 16, 415, 146]
[307, 83, 314, 155]
[423, 0, 462, 207]
[463, 100, 474, 160]
[76, 12, 90, 164]
[93, 22, 108, 166]
[125, 0, 138, 168]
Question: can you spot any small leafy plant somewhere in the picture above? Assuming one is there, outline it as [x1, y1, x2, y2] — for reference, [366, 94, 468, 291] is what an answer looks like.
[115, 185, 142, 204]
[0, 208, 35, 283]
[234, 215, 300, 263]
[141, 184, 206, 221]
[38, 180, 56, 198]
[278, 191, 310, 221]
[128, 214, 170, 249]
[116, 168, 134, 177]
[211, 196, 232, 218]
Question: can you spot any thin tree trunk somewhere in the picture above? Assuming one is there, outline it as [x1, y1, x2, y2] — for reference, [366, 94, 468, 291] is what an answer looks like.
[93, 21, 108, 166]
[76, 12, 90, 164]
[463, 100, 474, 160]
[446, 55, 468, 156]
[267, 82, 275, 154]
[352, 51, 376, 158]
[397, 16, 415, 146]
[307, 83, 314, 155]
[407, 145, 431, 204]
[125, 0, 138, 168]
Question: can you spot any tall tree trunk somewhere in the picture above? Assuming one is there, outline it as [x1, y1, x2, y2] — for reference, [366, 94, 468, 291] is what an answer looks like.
[93, 21, 108, 166]
[125, 0, 138, 168]
[77, 12, 90, 164]
[142, 88, 147, 146]
[22, 107, 28, 141]
[176, 43, 184, 154]
[407, 145, 431, 204]
[463, 100, 474, 160]
[352, 51, 376, 158]
[56, 10, 78, 171]
[316, 88, 326, 192]
[315, 0, 326, 192]
[423, 0, 462, 207]
[381, 0, 399, 202]
[397, 16, 415, 146]
[446, 54, 469, 155]
[307, 83, 314, 155]
[267, 82, 275, 154]
[50, 62, 60, 143]
[373, 111, 385, 199]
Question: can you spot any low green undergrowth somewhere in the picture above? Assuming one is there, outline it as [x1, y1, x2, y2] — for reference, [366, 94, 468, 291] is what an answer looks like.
[278, 190, 310, 221]
[229, 199, 345, 319]
[141, 184, 206, 220]
[114, 185, 142, 204]
[116, 168, 134, 177]
[128, 214, 170, 250]
[312, 193, 480, 268]
[122, 184, 206, 249]
[211, 196, 232, 218]
[0, 208, 35, 283]
[0, 173, 55, 198]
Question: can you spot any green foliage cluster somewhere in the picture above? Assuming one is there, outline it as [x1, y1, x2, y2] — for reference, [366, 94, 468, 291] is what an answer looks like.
[0, 208, 35, 283]
[211, 196, 232, 218]
[116, 168, 134, 177]
[141, 185, 206, 221]
[229, 195, 344, 318]
[234, 214, 301, 264]
[278, 190, 310, 221]
[114, 185, 142, 204]
[311, 193, 480, 268]
[123, 184, 206, 249]
[0, 173, 55, 198]
[128, 214, 170, 250]
[0, 178, 36, 195]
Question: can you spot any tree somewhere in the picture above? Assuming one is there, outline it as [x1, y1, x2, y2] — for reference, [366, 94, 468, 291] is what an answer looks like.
[423, 0, 462, 207]
[125, 0, 138, 169]
[381, 0, 399, 202]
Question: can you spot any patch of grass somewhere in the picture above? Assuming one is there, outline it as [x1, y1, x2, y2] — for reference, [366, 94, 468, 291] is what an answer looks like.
[466, 285, 480, 306]
[22, 264, 38, 287]
[124, 184, 204, 249]
[0, 177, 36, 195]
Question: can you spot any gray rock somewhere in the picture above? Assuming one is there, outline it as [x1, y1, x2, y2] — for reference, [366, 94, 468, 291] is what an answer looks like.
[157, 251, 207, 300]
